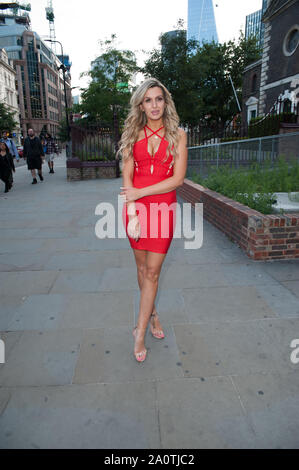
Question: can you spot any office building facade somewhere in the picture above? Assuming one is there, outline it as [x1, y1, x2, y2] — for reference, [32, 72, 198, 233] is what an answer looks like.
[187, 0, 218, 44]
[0, 11, 72, 138]
[245, 0, 268, 49]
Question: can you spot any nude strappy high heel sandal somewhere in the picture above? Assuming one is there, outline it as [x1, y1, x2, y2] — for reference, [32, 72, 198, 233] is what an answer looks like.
[132, 326, 147, 362]
[150, 312, 165, 339]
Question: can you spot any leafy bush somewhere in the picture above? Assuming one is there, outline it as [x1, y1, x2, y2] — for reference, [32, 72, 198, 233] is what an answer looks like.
[249, 112, 297, 138]
[191, 156, 299, 214]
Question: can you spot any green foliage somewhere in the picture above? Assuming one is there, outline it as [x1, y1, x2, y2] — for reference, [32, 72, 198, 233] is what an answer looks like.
[79, 34, 139, 125]
[57, 117, 69, 142]
[143, 26, 261, 128]
[0, 102, 17, 133]
[220, 136, 249, 142]
[249, 113, 298, 138]
[191, 157, 299, 214]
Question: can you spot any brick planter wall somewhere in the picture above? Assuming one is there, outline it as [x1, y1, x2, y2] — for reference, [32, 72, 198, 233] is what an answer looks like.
[66, 158, 117, 181]
[177, 179, 299, 261]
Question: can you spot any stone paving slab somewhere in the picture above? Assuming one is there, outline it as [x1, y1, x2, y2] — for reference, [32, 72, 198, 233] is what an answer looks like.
[0, 253, 52, 272]
[0, 271, 58, 296]
[173, 320, 296, 378]
[0, 328, 83, 387]
[180, 286, 277, 323]
[0, 381, 159, 449]
[72, 326, 183, 384]
[280, 281, 299, 299]
[255, 283, 299, 318]
[232, 371, 299, 449]
[260, 260, 299, 282]
[0, 228, 41, 240]
[259, 318, 299, 363]
[0, 331, 23, 372]
[0, 296, 27, 331]
[6, 292, 134, 331]
[157, 377, 258, 449]
[166, 244, 249, 265]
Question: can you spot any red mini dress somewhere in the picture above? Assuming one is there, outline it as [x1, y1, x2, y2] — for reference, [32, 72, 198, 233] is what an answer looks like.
[122, 126, 177, 254]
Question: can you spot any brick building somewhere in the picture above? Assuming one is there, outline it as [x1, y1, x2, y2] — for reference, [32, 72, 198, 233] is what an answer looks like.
[242, 0, 299, 127]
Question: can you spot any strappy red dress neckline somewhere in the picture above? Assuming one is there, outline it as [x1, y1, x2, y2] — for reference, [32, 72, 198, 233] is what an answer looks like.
[144, 125, 164, 140]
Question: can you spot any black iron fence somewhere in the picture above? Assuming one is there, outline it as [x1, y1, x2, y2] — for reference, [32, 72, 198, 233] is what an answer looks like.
[71, 124, 117, 162]
[186, 99, 299, 147]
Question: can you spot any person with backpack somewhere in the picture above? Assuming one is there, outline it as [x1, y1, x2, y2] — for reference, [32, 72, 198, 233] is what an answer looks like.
[1, 131, 19, 162]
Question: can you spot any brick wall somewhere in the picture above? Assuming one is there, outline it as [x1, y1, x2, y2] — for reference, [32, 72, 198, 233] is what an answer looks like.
[177, 179, 299, 261]
[66, 158, 117, 181]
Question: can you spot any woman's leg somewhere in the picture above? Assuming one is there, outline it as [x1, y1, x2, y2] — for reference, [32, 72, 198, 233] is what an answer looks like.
[133, 250, 167, 355]
[133, 248, 159, 317]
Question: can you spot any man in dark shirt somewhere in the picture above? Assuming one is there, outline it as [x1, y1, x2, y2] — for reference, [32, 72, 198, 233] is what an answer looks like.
[23, 128, 45, 185]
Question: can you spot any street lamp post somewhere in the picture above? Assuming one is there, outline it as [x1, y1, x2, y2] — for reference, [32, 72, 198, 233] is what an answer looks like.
[45, 39, 71, 158]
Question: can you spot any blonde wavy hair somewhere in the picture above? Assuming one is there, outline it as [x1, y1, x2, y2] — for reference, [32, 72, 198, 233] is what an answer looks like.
[118, 78, 180, 164]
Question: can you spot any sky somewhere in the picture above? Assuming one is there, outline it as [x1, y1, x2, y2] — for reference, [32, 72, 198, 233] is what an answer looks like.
[27, 0, 264, 95]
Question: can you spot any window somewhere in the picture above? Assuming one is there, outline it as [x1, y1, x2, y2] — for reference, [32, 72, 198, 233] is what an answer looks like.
[251, 74, 257, 93]
[283, 25, 299, 56]
[250, 109, 256, 120]
[26, 40, 42, 119]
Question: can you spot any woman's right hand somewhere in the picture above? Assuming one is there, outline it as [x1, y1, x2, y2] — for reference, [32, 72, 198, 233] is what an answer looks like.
[127, 214, 140, 241]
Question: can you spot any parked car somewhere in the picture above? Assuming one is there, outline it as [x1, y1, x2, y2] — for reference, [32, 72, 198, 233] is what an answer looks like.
[17, 146, 23, 158]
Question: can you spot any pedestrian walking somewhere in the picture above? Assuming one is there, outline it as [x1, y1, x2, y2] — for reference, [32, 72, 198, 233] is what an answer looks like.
[44, 132, 59, 174]
[118, 78, 188, 363]
[1, 131, 19, 162]
[23, 129, 45, 185]
[0, 141, 15, 193]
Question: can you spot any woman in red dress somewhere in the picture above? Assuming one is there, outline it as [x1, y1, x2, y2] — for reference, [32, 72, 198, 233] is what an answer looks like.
[119, 78, 188, 363]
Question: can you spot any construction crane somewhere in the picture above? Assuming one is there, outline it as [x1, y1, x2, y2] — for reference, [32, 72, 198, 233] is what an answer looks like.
[45, 0, 56, 52]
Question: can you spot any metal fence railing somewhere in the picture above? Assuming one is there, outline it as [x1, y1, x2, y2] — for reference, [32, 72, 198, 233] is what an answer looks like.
[187, 132, 299, 178]
[71, 125, 116, 162]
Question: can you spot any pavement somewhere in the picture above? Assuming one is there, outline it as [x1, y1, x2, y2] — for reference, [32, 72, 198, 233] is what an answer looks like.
[272, 192, 299, 213]
[0, 152, 299, 449]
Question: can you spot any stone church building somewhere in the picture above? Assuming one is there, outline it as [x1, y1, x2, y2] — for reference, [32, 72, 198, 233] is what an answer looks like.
[242, 0, 299, 128]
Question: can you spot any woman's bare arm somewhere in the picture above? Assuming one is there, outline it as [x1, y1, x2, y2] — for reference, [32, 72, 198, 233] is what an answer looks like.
[139, 129, 188, 198]
[122, 154, 137, 215]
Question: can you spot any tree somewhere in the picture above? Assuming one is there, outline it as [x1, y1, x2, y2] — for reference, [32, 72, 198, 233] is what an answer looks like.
[79, 34, 139, 126]
[143, 28, 261, 132]
[142, 21, 199, 127]
[0, 102, 17, 133]
[57, 117, 69, 142]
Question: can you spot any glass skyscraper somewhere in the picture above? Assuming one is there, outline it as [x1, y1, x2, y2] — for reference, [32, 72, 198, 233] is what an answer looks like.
[187, 0, 218, 44]
[245, 0, 268, 50]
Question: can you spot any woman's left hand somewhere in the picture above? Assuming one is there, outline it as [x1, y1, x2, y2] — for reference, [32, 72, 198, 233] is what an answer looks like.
[120, 187, 142, 203]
